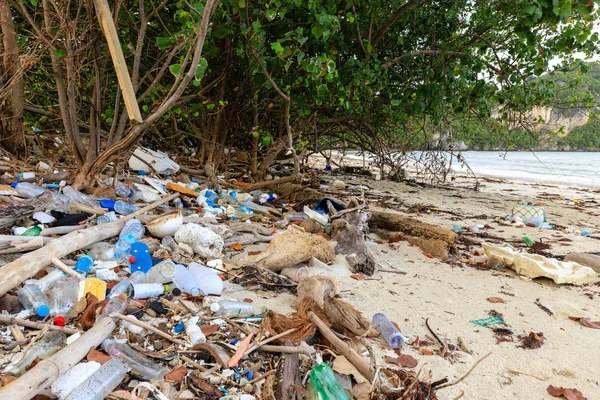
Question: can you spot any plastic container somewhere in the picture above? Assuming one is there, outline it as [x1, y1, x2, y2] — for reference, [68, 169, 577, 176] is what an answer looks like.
[48, 276, 79, 326]
[210, 300, 254, 316]
[523, 236, 534, 246]
[31, 269, 65, 292]
[184, 316, 206, 345]
[17, 284, 50, 317]
[21, 225, 42, 236]
[372, 313, 406, 348]
[115, 182, 135, 198]
[309, 362, 350, 400]
[241, 200, 269, 214]
[5, 331, 66, 376]
[11, 182, 46, 198]
[145, 260, 177, 284]
[101, 293, 129, 316]
[73, 255, 93, 276]
[63, 358, 129, 400]
[101, 339, 169, 380]
[49, 192, 71, 212]
[108, 271, 146, 298]
[581, 230, 593, 237]
[131, 283, 165, 299]
[119, 219, 144, 241]
[189, 262, 223, 295]
[280, 266, 311, 282]
[303, 206, 329, 225]
[114, 200, 139, 215]
[172, 264, 202, 296]
[120, 315, 146, 335]
[97, 211, 118, 225]
[63, 186, 99, 208]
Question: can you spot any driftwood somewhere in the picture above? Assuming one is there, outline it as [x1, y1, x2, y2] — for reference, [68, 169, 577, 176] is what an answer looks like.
[331, 205, 375, 275]
[0, 316, 78, 334]
[41, 171, 70, 183]
[278, 340, 301, 400]
[191, 343, 231, 367]
[230, 265, 297, 293]
[40, 225, 84, 236]
[0, 193, 178, 296]
[0, 192, 54, 229]
[0, 316, 116, 399]
[0, 236, 52, 254]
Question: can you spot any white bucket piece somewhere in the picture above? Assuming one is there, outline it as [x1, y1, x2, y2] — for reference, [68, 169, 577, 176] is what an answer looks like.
[482, 243, 598, 285]
[174, 223, 224, 259]
[128, 147, 180, 175]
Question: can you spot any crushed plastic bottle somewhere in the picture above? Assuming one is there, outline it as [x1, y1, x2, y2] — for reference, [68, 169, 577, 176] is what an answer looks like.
[73, 255, 93, 276]
[11, 181, 46, 198]
[101, 293, 129, 316]
[101, 339, 169, 380]
[63, 186, 99, 208]
[63, 358, 129, 400]
[581, 230, 593, 237]
[108, 271, 146, 298]
[17, 284, 50, 317]
[189, 262, 223, 295]
[184, 316, 206, 345]
[145, 260, 177, 284]
[114, 200, 139, 215]
[372, 313, 406, 348]
[210, 300, 254, 316]
[48, 276, 80, 326]
[309, 362, 350, 400]
[172, 264, 202, 296]
[5, 331, 67, 376]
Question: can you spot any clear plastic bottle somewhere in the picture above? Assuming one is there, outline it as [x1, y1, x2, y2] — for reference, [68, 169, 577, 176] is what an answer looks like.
[309, 362, 350, 400]
[114, 200, 139, 215]
[31, 269, 65, 292]
[48, 277, 80, 326]
[73, 255, 93, 276]
[5, 331, 66, 376]
[17, 284, 50, 317]
[145, 260, 177, 284]
[172, 264, 202, 296]
[63, 358, 129, 400]
[11, 181, 47, 198]
[372, 313, 406, 348]
[97, 211, 118, 225]
[49, 192, 71, 212]
[101, 339, 169, 380]
[184, 316, 206, 345]
[63, 185, 99, 208]
[119, 219, 145, 241]
[130, 282, 165, 299]
[116, 182, 135, 198]
[280, 266, 311, 282]
[87, 242, 115, 261]
[188, 262, 223, 295]
[101, 293, 129, 316]
[108, 271, 146, 298]
[210, 300, 254, 316]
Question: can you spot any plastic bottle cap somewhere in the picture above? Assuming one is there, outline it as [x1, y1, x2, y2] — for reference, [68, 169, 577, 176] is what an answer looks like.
[53, 315, 66, 326]
[37, 305, 50, 317]
[172, 288, 182, 296]
[210, 303, 221, 312]
[129, 256, 137, 263]
[10, 182, 17, 189]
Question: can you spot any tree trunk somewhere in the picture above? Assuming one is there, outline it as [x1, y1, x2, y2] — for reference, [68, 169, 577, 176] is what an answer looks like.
[0, 0, 26, 155]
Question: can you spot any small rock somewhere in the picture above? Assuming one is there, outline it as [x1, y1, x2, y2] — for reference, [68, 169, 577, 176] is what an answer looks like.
[178, 389, 196, 399]
[244, 383, 254, 393]
[153, 340, 163, 351]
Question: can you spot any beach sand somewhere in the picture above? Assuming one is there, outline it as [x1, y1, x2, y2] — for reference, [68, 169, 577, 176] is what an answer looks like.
[222, 165, 600, 399]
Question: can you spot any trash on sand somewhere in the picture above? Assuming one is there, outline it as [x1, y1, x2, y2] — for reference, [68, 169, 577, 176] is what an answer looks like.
[483, 243, 598, 285]
[128, 147, 180, 174]
[470, 313, 505, 327]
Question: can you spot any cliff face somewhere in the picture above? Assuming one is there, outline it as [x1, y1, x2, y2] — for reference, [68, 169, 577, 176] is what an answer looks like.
[529, 106, 589, 133]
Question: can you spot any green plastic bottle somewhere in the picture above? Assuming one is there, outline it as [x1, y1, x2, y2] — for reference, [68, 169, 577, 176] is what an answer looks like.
[21, 225, 42, 236]
[523, 236, 534, 246]
[309, 362, 350, 400]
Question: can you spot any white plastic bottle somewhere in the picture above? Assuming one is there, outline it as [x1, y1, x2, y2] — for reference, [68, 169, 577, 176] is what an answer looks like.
[184, 316, 206, 345]
[108, 271, 145, 298]
[63, 358, 129, 400]
[172, 264, 202, 296]
[11, 181, 46, 198]
[188, 262, 223, 295]
[145, 260, 177, 284]
[210, 300, 254, 317]
[101, 339, 169, 380]
[130, 282, 165, 299]
[63, 186, 99, 208]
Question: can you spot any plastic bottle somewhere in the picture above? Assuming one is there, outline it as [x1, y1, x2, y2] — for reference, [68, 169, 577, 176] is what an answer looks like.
[73, 255, 93, 276]
[63, 186, 99, 208]
[172, 264, 202, 296]
[101, 339, 169, 380]
[21, 225, 42, 236]
[303, 206, 329, 225]
[101, 293, 129, 317]
[581, 230, 593, 237]
[5, 331, 66, 376]
[241, 201, 269, 214]
[120, 315, 146, 335]
[87, 242, 115, 261]
[17, 284, 50, 317]
[30, 269, 65, 292]
[63, 358, 129, 400]
[119, 219, 144, 241]
[114, 220, 144, 265]
[115, 182, 135, 198]
[11, 181, 46, 198]
[114, 200, 139, 215]
[309, 362, 350, 400]
[108, 271, 146, 298]
[280, 266, 311, 282]
[145, 260, 177, 284]
[130, 283, 165, 299]
[372, 313, 406, 348]
[188, 262, 223, 295]
[97, 211, 118, 225]
[184, 316, 206, 345]
[48, 276, 80, 326]
[210, 300, 254, 316]
[523, 236, 534, 246]
[49, 192, 71, 212]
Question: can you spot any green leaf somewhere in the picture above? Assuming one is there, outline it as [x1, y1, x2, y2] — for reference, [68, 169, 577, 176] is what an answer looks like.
[30, 0, 37, 6]
[311, 26, 323, 39]
[156, 37, 175, 49]
[195, 58, 208, 80]
[169, 63, 182, 76]
[53, 49, 65, 58]
[266, 10, 276, 20]
[252, 131, 260, 138]
[238, 0, 245, 8]
[260, 135, 271, 145]
[271, 42, 284, 54]
[317, 84, 328, 97]
[142, 105, 149, 112]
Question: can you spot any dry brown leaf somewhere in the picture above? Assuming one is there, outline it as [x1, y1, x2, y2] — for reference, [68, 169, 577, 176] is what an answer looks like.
[352, 382, 371, 400]
[420, 348, 433, 356]
[487, 297, 506, 303]
[76, 293, 98, 331]
[385, 355, 418, 368]
[86, 348, 112, 365]
[0, 375, 16, 388]
[569, 316, 600, 329]
[228, 242, 244, 251]
[333, 355, 368, 383]
[200, 324, 219, 336]
[423, 252, 434, 258]
[165, 366, 188, 382]
[547, 385, 588, 400]
[350, 274, 364, 281]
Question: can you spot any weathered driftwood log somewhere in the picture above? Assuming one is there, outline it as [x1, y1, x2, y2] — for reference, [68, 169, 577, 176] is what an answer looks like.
[0, 235, 52, 254]
[331, 205, 375, 275]
[278, 339, 301, 400]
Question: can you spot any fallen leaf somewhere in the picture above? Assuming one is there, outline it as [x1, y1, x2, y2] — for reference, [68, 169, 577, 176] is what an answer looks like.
[385, 355, 418, 368]
[423, 252, 433, 258]
[333, 355, 368, 383]
[228, 242, 244, 251]
[248, 251, 261, 256]
[352, 382, 371, 400]
[87, 348, 112, 364]
[547, 384, 588, 400]
[0, 375, 16, 388]
[76, 293, 98, 331]
[200, 325, 219, 336]
[165, 366, 188, 382]
[569, 316, 600, 329]
[487, 297, 506, 303]
[350, 274, 364, 281]
[228, 332, 256, 368]
[420, 348, 433, 356]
